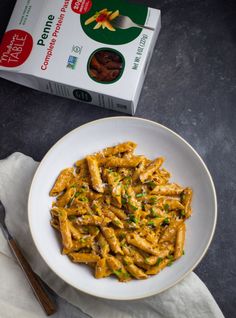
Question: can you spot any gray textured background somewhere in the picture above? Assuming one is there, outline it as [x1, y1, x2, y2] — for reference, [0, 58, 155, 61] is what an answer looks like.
[0, 0, 235, 317]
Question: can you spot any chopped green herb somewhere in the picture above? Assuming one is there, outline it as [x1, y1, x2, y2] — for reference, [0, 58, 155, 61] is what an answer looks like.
[70, 184, 77, 188]
[148, 221, 155, 226]
[180, 210, 186, 217]
[162, 218, 170, 226]
[79, 197, 88, 202]
[107, 168, 114, 173]
[67, 197, 74, 207]
[128, 214, 138, 223]
[113, 268, 123, 276]
[128, 202, 138, 211]
[113, 220, 120, 226]
[121, 198, 127, 205]
[79, 238, 86, 243]
[150, 207, 160, 218]
[180, 193, 186, 202]
[182, 250, 185, 255]
[156, 257, 163, 266]
[124, 272, 131, 278]
[74, 192, 80, 198]
[150, 197, 158, 205]
[68, 215, 77, 221]
[136, 193, 146, 198]
[167, 255, 174, 266]
[119, 233, 126, 240]
[163, 204, 170, 212]
[124, 176, 132, 184]
[147, 181, 156, 189]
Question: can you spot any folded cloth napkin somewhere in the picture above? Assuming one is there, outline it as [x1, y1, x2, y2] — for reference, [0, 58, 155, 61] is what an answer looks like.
[0, 153, 224, 318]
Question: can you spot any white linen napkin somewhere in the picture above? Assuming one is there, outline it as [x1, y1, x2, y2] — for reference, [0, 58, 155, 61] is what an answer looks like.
[0, 153, 224, 318]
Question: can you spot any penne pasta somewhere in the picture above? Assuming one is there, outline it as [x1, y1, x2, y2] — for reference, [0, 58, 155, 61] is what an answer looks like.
[50, 168, 74, 196]
[49, 142, 193, 282]
[69, 253, 100, 263]
[151, 184, 184, 196]
[139, 157, 165, 183]
[86, 156, 104, 193]
[101, 227, 123, 255]
[174, 223, 186, 259]
[123, 256, 147, 279]
[58, 209, 73, 250]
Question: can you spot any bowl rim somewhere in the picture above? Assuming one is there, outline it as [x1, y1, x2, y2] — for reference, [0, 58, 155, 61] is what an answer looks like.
[28, 116, 217, 300]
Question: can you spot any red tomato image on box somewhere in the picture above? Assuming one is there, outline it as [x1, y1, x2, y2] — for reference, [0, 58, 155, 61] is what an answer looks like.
[0, 29, 33, 68]
[71, 0, 92, 14]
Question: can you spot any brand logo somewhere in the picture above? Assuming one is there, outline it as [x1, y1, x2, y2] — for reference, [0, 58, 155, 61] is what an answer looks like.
[0, 29, 33, 67]
[71, 0, 92, 14]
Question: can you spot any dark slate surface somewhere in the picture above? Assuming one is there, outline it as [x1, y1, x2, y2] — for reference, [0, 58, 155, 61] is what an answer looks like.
[0, 0, 235, 317]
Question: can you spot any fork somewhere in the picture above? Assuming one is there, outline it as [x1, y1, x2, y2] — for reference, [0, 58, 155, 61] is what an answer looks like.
[112, 15, 155, 31]
[0, 200, 56, 316]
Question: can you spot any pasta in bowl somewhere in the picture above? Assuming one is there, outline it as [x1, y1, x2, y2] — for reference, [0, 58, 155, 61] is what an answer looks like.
[28, 117, 217, 299]
[50, 141, 192, 282]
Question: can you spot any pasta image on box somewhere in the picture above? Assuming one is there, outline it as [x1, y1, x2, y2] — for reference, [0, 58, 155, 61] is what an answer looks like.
[0, 0, 161, 114]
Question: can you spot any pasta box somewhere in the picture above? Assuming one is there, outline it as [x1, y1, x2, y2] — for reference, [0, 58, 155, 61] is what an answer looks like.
[0, 0, 161, 114]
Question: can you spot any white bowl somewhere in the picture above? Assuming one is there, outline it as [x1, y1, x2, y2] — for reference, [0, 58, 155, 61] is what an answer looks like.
[28, 117, 217, 300]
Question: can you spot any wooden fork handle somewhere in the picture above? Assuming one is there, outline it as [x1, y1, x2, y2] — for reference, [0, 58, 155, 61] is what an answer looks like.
[8, 238, 56, 316]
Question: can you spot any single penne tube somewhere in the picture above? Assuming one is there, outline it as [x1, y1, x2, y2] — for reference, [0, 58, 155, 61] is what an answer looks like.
[68, 222, 82, 240]
[50, 218, 59, 230]
[56, 187, 76, 207]
[66, 203, 90, 216]
[62, 237, 93, 254]
[159, 220, 183, 244]
[95, 258, 109, 278]
[49, 168, 74, 196]
[109, 205, 127, 220]
[143, 255, 159, 266]
[146, 258, 169, 275]
[99, 8, 108, 14]
[107, 172, 122, 207]
[126, 186, 141, 214]
[102, 208, 124, 228]
[58, 209, 73, 250]
[85, 16, 97, 25]
[182, 187, 193, 218]
[88, 225, 100, 238]
[103, 20, 116, 31]
[75, 159, 89, 178]
[106, 255, 131, 282]
[98, 233, 110, 257]
[86, 156, 104, 193]
[151, 184, 184, 196]
[109, 10, 119, 21]
[126, 233, 159, 255]
[76, 215, 111, 226]
[69, 252, 100, 263]
[139, 157, 165, 183]
[122, 245, 145, 264]
[101, 227, 123, 254]
[123, 256, 147, 279]
[174, 223, 186, 259]
[104, 156, 143, 168]
[99, 141, 137, 157]
[161, 199, 185, 211]
[93, 22, 102, 30]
